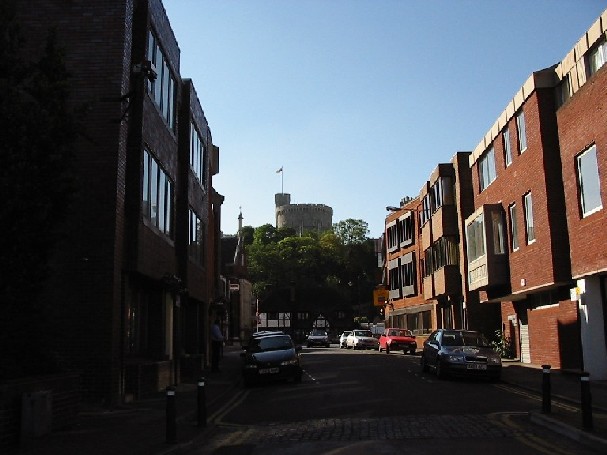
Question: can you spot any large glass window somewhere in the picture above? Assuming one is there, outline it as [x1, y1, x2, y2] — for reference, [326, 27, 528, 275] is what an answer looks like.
[503, 127, 512, 167]
[143, 149, 174, 237]
[479, 147, 497, 192]
[466, 214, 485, 262]
[509, 204, 519, 251]
[524, 192, 535, 244]
[516, 110, 527, 152]
[577, 145, 603, 217]
[190, 122, 206, 185]
[146, 30, 176, 130]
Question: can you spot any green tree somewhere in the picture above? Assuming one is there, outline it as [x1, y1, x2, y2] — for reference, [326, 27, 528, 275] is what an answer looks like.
[332, 218, 370, 244]
[246, 220, 380, 322]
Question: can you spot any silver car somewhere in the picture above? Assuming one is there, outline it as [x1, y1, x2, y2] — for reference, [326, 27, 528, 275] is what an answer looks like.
[420, 329, 502, 381]
[346, 329, 379, 350]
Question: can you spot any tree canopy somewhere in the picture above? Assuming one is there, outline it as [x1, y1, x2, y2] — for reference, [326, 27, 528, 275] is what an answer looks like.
[244, 220, 380, 322]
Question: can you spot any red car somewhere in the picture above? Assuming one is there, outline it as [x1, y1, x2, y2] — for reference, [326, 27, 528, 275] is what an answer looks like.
[378, 328, 417, 355]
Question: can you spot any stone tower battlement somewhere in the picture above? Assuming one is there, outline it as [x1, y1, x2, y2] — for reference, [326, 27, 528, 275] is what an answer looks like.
[275, 193, 333, 235]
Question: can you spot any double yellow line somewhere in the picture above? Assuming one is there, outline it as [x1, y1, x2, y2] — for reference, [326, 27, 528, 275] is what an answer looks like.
[489, 412, 578, 455]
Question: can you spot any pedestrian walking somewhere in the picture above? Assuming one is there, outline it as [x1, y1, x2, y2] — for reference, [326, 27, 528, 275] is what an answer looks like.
[211, 319, 224, 372]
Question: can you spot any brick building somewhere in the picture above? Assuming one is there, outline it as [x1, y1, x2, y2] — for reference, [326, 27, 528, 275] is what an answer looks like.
[383, 9, 607, 378]
[555, 11, 607, 379]
[466, 66, 577, 370]
[384, 153, 499, 345]
[13, 0, 224, 404]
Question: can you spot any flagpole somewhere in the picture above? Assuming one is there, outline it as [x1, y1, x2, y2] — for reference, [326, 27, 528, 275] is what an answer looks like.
[277, 166, 284, 194]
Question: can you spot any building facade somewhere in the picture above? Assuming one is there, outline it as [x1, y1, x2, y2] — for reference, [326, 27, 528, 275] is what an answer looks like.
[555, 11, 607, 379]
[14, 0, 223, 404]
[382, 9, 607, 377]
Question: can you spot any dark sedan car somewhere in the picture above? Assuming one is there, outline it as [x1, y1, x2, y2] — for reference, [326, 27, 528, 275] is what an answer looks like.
[420, 329, 501, 381]
[241, 333, 303, 386]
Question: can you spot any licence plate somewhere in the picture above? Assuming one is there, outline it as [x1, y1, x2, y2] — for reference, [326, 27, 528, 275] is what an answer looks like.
[467, 363, 487, 370]
[259, 367, 280, 374]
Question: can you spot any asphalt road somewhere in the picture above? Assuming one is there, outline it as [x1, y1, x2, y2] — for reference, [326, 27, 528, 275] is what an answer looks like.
[186, 345, 602, 455]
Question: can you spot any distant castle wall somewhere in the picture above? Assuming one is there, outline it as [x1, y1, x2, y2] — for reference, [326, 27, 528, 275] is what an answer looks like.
[275, 193, 333, 235]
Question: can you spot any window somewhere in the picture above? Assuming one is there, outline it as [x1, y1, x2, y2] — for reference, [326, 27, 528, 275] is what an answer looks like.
[503, 127, 512, 167]
[388, 259, 400, 292]
[588, 40, 607, 76]
[466, 214, 485, 262]
[556, 76, 571, 108]
[524, 192, 535, 244]
[386, 221, 398, 252]
[398, 213, 414, 247]
[478, 147, 497, 191]
[143, 149, 174, 237]
[190, 122, 206, 185]
[424, 237, 459, 276]
[189, 209, 204, 264]
[491, 211, 506, 254]
[577, 145, 603, 216]
[400, 253, 416, 296]
[509, 204, 519, 251]
[421, 194, 433, 225]
[430, 176, 454, 210]
[516, 111, 527, 152]
[147, 30, 176, 129]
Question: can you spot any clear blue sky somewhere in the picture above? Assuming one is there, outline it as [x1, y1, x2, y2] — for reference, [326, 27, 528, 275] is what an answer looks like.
[163, 0, 606, 238]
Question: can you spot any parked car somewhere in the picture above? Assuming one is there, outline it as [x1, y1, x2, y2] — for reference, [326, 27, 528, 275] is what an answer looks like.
[346, 329, 379, 350]
[378, 328, 417, 355]
[240, 332, 303, 386]
[339, 331, 352, 349]
[420, 329, 502, 381]
[306, 329, 330, 348]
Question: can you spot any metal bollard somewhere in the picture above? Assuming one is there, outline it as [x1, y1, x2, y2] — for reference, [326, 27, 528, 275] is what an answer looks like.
[580, 372, 593, 431]
[166, 386, 177, 444]
[197, 376, 207, 427]
[541, 364, 551, 414]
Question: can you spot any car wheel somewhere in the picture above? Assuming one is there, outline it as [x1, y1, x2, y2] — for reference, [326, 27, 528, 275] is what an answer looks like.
[421, 355, 429, 373]
[385, 345, 390, 354]
[436, 358, 446, 379]
[410, 348, 416, 355]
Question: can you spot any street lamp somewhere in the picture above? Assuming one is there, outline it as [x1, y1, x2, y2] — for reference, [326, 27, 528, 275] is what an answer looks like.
[386, 206, 401, 212]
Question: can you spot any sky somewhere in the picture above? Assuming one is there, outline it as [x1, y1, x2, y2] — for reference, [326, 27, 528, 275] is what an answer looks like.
[163, 0, 607, 238]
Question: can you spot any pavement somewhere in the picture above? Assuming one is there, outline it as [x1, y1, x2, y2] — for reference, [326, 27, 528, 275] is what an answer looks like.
[8, 346, 607, 454]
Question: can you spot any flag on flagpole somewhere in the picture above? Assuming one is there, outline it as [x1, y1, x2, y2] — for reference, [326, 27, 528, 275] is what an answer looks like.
[276, 166, 283, 173]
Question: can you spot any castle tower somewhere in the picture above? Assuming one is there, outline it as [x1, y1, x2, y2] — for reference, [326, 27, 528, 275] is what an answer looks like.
[275, 193, 333, 235]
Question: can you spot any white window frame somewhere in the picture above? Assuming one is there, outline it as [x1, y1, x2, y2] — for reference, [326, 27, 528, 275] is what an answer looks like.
[479, 146, 497, 192]
[524, 192, 535, 244]
[503, 127, 512, 167]
[509, 203, 519, 252]
[577, 144, 603, 217]
[516, 110, 527, 153]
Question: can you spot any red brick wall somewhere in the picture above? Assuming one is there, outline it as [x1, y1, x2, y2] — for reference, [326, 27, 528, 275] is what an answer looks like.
[528, 300, 580, 369]
[471, 89, 568, 296]
[558, 66, 607, 279]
